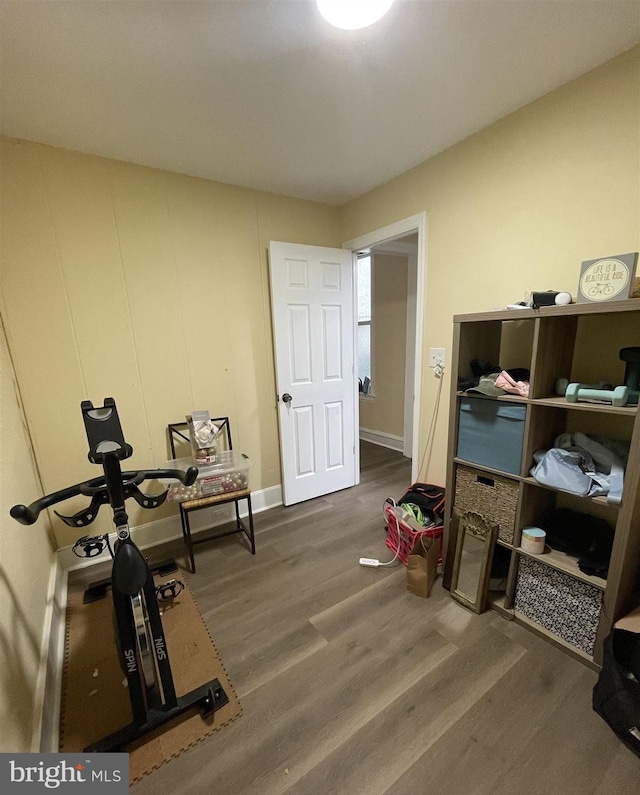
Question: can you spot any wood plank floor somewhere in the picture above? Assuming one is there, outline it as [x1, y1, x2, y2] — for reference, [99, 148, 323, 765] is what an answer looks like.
[75, 442, 640, 793]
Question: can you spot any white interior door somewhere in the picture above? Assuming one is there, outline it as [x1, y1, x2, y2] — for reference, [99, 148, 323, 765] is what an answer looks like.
[269, 241, 356, 506]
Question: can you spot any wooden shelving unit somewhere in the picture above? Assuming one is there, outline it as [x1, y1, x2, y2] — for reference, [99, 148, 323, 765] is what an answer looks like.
[443, 298, 640, 667]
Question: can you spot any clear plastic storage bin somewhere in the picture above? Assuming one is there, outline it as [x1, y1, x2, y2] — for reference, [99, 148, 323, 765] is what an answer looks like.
[161, 451, 250, 502]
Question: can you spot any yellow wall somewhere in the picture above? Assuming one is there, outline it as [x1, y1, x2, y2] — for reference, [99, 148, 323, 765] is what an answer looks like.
[0, 41, 638, 754]
[1, 139, 341, 548]
[359, 252, 408, 437]
[341, 46, 640, 486]
[3, 49, 638, 542]
[0, 315, 56, 751]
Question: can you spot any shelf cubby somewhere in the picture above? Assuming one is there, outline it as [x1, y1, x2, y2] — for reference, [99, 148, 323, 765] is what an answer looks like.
[444, 298, 640, 666]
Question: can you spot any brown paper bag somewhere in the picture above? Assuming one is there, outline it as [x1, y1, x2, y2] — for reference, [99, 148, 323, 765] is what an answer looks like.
[406, 535, 439, 598]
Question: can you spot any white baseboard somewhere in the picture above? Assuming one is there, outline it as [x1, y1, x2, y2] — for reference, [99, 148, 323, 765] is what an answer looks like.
[57, 483, 283, 571]
[359, 428, 404, 452]
[34, 556, 67, 752]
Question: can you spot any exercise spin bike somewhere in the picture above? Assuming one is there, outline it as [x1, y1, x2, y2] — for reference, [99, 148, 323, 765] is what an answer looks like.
[10, 398, 229, 753]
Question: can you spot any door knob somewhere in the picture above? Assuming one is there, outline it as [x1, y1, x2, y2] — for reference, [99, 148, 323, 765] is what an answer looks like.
[282, 393, 292, 404]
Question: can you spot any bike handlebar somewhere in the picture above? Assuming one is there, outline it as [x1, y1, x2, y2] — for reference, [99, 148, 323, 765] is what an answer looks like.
[10, 466, 198, 526]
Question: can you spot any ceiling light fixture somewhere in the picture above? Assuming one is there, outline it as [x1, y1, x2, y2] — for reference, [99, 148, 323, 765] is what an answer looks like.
[316, 0, 395, 30]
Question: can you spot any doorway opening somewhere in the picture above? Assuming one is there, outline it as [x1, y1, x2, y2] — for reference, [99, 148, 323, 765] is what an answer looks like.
[343, 213, 427, 486]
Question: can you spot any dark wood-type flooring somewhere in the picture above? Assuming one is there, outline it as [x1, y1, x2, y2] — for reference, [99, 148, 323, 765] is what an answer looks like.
[73, 442, 640, 794]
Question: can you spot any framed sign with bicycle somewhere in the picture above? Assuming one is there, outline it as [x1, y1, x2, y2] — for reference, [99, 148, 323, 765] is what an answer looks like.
[577, 252, 639, 303]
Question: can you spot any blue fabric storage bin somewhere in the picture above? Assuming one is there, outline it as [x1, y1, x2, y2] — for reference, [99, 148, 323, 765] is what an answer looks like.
[456, 398, 526, 475]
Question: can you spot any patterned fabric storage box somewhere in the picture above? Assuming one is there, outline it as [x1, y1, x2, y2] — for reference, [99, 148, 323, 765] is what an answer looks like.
[454, 465, 518, 544]
[456, 398, 526, 475]
[515, 556, 603, 656]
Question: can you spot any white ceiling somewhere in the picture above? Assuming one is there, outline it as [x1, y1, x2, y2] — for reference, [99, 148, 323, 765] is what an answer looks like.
[1, 1, 639, 205]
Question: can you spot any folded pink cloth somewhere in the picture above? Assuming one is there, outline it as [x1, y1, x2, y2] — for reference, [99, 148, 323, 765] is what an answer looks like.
[495, 370, 529, 397]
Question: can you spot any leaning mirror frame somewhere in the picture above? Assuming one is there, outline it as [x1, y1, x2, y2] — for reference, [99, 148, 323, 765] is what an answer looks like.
[450, 509, 498, 614]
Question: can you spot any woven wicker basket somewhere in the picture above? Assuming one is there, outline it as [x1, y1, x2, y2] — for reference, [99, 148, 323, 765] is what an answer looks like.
[454, 465, 518, 544]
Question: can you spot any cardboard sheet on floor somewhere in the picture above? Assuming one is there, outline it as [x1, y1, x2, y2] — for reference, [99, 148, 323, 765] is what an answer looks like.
[59, 572, 242, 784]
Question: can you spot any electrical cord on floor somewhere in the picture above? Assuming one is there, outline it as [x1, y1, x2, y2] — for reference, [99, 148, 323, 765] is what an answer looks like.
[377, 543, 402, 567]
[358, 500, 404, 568]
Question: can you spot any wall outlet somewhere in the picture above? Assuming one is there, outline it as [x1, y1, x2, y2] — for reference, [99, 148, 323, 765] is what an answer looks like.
[210, 508, 229, 522]
[429, 348, 445, 368]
